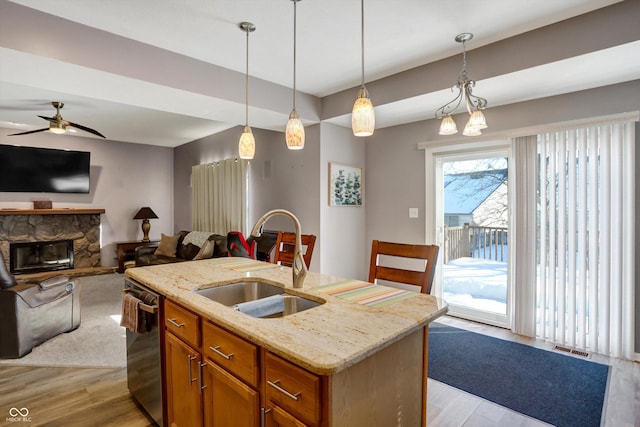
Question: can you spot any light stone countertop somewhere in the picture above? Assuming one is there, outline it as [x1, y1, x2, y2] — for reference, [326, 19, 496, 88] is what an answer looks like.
[125, 257, 448, 375]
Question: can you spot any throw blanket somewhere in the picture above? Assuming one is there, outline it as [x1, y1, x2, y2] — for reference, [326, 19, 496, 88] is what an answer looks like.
[182, 231, 214, 249]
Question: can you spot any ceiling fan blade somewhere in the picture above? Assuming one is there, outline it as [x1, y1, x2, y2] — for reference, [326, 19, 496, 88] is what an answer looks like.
[8, 128, 50, 136]
[37, 115, 57, 123]
[66, 120, 106, 138]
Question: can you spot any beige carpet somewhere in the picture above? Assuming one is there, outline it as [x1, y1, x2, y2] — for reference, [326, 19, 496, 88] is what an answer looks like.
[0, 273, 127, 368]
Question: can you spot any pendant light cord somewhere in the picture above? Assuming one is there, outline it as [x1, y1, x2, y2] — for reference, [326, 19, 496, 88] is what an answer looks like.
[360, 0, 365, 88]
[292, 0, 298, 110]
[245, 28, 250, 126]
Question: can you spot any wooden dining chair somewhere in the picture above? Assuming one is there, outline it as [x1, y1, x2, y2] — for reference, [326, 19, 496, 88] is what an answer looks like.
[272, 232, 317, 269]
[368, 240, 439, 295]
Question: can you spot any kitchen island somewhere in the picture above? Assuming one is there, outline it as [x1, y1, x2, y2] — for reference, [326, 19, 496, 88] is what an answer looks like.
[126, 256, 447, 426]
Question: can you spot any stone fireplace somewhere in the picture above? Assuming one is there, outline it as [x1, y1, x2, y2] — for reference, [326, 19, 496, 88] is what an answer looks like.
[0, 209, 104, 274]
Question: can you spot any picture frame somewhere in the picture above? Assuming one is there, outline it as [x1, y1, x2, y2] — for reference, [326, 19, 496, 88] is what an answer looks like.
[329, 163, 363, 206]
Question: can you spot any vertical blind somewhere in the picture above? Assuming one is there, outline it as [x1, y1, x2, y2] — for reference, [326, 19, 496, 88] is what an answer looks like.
[535, 122, 635, 359]
[192, 158, 248, 234]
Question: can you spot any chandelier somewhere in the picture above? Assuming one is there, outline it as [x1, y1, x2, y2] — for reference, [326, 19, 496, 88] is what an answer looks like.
[435, 33, 488, 137]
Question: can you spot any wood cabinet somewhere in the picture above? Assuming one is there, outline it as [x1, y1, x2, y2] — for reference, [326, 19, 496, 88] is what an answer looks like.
[201, 319, 261, 427]
[165, 332, 203, 427]
[264, 352, 321, 427]
[162, 298, 428, 427]
[203, 361, 260, 426]
[163, 299, 321, 427]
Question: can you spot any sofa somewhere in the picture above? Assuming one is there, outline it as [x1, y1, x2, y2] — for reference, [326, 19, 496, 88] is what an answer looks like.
[134, 230, 280, 267]
[135, 231, 228, 267]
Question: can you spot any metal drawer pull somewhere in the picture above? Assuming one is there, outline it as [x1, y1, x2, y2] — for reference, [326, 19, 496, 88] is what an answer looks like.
[267, 380, 301, 401]
[199, 362, 207, 392]
[210, 345, 234, 360]
[187, 355, 197, 386]
[168, 318, 185, 328]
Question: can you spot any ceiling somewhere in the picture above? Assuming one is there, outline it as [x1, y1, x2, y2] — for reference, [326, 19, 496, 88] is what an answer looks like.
[0, 0, 637, 147]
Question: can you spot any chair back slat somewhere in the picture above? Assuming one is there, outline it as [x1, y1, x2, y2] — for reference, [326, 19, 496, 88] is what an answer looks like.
[368, 240, 439, 294]
[273, 232, 316, 269]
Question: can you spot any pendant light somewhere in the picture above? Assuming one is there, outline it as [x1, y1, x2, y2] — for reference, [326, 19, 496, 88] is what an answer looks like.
[352, 0, 375, 137]
[238, 22, 256, 159]
[285, 0, 305, 150]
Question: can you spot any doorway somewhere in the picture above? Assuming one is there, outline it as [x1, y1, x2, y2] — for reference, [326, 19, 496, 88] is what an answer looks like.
[434, 148, 510, 327]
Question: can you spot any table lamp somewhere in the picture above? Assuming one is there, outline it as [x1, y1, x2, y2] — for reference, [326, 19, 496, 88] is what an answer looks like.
[133, 207, 158, 242]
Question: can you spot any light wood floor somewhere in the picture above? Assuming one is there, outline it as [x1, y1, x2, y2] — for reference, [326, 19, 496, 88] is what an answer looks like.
[0, 365, 154, 427]
[0, 316, 637, 427]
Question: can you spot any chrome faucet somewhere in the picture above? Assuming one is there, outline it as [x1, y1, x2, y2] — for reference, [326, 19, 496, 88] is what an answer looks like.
[250, 209, 307, 288]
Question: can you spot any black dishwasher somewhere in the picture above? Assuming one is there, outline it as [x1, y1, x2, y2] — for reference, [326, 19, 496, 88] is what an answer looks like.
[123, 278, 163, 426]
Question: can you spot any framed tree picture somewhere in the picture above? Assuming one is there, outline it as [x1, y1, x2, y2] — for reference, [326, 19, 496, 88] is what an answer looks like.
[329, 163, 363, 206]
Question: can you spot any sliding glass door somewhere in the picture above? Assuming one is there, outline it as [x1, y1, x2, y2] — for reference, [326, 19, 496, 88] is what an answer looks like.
[434, 146, 511, 327]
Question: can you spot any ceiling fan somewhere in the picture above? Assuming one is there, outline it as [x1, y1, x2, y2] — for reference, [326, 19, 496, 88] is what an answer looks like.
[9, 101, 106, 138]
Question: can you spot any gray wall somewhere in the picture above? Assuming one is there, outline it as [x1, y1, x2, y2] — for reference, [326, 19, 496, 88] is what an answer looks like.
[0, 129, 174, 266]
[319, 123, 366, 280]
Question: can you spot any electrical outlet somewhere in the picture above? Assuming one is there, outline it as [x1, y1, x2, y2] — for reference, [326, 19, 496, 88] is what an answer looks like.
[409, 208, 419, 218]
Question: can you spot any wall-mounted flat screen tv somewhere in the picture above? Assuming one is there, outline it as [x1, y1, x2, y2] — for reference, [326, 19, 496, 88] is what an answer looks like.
[0, 144, 91, 193]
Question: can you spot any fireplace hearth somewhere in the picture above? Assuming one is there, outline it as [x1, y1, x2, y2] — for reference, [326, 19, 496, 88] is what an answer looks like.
[10, 240, 74, 274]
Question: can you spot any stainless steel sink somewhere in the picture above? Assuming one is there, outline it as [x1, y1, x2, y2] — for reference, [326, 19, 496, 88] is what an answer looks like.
[194, 281, 284, 307]
[275, 295, 323, 317]
[193, 280, 324, 318]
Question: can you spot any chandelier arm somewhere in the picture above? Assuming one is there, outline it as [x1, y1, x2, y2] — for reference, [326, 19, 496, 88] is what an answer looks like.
[435, 87, 464, 119]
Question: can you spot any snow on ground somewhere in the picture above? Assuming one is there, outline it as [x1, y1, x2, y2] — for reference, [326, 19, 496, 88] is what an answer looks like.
[443, 257, 507, 314]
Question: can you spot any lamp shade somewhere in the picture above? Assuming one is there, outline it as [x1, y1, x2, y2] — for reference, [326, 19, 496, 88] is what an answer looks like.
[468, 110, 487, 129]
[285, 110, 305, 150]
[439, 115, 458, 135]
[352, 87, 375, 137]
[238, 126, 256, 159]
[462, 121, 482, 136]
[133, 207, 158, 220]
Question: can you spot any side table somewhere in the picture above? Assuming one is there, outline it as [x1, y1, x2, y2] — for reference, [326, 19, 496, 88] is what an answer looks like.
[115, 240, 159, 273]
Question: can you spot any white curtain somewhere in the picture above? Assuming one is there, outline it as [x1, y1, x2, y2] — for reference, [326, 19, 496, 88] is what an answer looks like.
[191, 158, 248, 234]
[532, 122, 635, 359]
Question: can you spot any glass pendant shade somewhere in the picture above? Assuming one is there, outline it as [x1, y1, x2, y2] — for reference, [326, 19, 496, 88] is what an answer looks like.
[438, 115, 458, 135]
[462, 120, 482, 136]
[285, 110, 305, 150]
[352, 87, 375, 137]
[238, 126, 255, 159]
[468, 110, 487, 129]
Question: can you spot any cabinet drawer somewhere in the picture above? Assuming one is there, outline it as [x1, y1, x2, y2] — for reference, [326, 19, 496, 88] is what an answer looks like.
[269, 405, 307, 427]
[265, 352, 320, 426]
[164, 300, 200, 348]
[202, 321, 259, 388]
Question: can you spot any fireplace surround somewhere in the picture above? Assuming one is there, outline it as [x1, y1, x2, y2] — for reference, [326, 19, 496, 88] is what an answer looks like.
[0, 208, 104, 274]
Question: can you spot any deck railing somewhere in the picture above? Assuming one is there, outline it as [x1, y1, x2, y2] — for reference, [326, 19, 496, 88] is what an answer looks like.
[444, 224, 508, 263]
